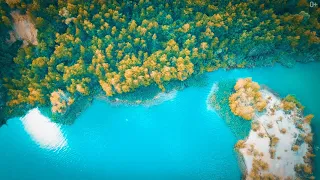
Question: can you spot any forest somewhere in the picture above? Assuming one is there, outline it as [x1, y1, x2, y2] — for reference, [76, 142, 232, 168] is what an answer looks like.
[0, 0, 319, 125]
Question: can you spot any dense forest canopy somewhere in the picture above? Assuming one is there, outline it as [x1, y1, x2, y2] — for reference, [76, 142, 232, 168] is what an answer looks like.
[0, 0, 319, 125]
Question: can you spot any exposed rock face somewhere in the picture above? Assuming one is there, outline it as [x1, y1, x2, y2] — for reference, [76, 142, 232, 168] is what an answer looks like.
[9, 11, 38, 46]
[234, 85, 314, 179]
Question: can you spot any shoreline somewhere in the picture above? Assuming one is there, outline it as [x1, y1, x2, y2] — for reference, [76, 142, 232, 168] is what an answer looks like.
[2, 62, 320, 127]
[96, 89, 178, 107]
[208, 79, 315, 179]
[2, 74, 207, 126]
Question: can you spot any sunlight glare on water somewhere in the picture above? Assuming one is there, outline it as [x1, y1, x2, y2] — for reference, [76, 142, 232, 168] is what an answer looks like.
[21, 108, 67, 150]
[0, 63, 319, 179]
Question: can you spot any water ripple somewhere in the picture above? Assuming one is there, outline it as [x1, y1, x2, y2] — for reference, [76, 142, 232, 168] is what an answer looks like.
[20, 108, 67, 150]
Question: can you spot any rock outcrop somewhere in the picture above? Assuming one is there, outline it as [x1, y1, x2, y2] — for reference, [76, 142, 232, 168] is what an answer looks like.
[9, 11, 38, 46]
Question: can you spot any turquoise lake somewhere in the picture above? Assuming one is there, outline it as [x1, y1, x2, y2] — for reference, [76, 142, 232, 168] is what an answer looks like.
[0, 62, 319, 179]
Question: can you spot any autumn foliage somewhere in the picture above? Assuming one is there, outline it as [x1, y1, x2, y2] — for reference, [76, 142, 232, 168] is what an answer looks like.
[304, 114, 314, 124]
[1, 0, 319, 119]
[229, 78, 267, 120]
[281, 95, 304, 111]
[50, 90, 74, 113]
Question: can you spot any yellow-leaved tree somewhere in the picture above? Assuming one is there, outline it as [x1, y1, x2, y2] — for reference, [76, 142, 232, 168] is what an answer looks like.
[229, 78, 267, 120]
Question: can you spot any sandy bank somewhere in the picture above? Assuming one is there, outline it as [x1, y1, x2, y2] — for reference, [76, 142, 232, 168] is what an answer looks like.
[237, 89, 313, 179]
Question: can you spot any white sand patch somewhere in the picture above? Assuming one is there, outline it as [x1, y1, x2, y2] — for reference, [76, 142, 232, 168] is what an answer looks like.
[239, 89, 312, 179]
[21, 108, 67, 150]
[10, 11, 38, 46]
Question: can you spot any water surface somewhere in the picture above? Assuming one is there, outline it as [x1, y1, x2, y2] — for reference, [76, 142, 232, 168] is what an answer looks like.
[0, 62, 319, 179]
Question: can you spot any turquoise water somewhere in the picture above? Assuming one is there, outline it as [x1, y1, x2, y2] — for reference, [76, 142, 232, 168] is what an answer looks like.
[0, 62, 319, 179]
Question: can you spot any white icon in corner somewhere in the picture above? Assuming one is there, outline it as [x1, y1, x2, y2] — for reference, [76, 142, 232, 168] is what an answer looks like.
[310, 1, 318, 7]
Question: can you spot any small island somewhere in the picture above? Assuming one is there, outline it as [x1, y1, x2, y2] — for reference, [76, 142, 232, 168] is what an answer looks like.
[209, 78, 315, 179]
